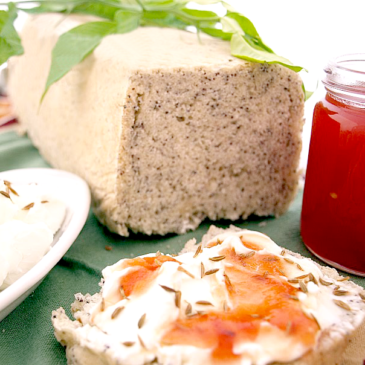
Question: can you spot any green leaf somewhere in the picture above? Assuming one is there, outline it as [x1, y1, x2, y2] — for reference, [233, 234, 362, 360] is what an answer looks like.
[21, 0, 305, 101]
[25, 4, 68, 14]
[118, 0, 143, 11]
[24, 1, 71, 14]
[189, 0, 221, 4]
[71, 3, 121, 20]
[199, 21, 232, 40]
[141, 11, 188, 29]
[179, 8, 220, 21]
[221, 1, 235, 12]
[142, 0, 177, 10]
[230, 33, 303, 72]
[221, 16, 242, 34]
[42, 21, 116, 101]
[114, 10, 141, 33]
[223, 13, 273, 53]
[200, 27, 231, 40]
[173, 0, 221, 4]
[302, 83, 316, 101]
[225, 13, 259, 38]
[0, 3, 23, 66]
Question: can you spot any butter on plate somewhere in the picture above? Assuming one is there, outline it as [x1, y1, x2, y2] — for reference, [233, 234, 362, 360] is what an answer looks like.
[0, 179, 66, 289]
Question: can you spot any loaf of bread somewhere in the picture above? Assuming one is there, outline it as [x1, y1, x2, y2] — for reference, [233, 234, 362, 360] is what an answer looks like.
[8, 14, 305, 236]
[52, 226, 365, 365]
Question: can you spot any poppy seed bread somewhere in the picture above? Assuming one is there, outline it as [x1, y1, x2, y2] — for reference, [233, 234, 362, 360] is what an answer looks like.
[8, 14, 305, 236]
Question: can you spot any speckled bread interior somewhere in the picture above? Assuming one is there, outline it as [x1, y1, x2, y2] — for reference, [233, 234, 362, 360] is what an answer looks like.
[8, 14, 304, 236]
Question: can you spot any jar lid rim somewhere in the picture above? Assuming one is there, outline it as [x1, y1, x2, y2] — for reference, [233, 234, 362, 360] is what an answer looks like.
[323, 53, 365, 98]
[326, 53, 365, 75]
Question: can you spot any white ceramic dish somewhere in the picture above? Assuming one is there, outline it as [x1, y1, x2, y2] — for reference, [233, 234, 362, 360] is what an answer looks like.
[0, 168, 90, 321]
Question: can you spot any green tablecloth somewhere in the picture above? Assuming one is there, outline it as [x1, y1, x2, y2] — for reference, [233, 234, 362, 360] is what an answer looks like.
[0, 131, 364, 365]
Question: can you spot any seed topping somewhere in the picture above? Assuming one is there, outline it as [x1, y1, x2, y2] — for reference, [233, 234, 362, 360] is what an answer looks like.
[0, 191, 11, 199]
[22, 202, 34, 210]
[185, 302, 192, 316]
[209, 255, 226, 262]
[308, 273, 318, 285]
[111, 306, 124, 319]
[319, 277, 332, 286]
[8, 186, 19, 196]
[239, 251, 255, 259]
[119, 286, 129, 300]
[333, 289, 349, 296]
[224, 272, 232, 289]
[333, 300, 352, 311]
[175, 291, 181, 308]
[122, 342, 135, 347]
[159, 285, 176, 293]
[138, 313, 146, 328]
[205, 268, 219, 276]
[196, 300, 213, 306]
[193, 245, 202, 258]
[295, 274, 309, 280]
[201, 262, 205, 278]
[338, 276, 350, 282]
[138, 335, 147, 349]
[177, 266, 195, 278]
[311, 314, 321, 329]
[299, 281, 308, 293]
[284, 258, 294, 264]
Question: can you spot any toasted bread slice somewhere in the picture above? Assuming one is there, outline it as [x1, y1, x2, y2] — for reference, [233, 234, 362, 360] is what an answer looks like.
[52, 226, 365, 364]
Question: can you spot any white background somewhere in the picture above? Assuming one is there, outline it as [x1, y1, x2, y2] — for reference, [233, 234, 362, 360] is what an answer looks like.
[228, 0, 365, 168]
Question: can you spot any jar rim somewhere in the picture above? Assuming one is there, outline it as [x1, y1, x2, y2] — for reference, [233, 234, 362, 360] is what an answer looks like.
[326, 53, 365, 76]
[323, 53, 365, 105]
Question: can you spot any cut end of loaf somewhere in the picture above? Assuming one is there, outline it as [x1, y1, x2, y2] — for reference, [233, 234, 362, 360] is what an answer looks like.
[8, 16, 305, 236]
[114, 62, 304, 236]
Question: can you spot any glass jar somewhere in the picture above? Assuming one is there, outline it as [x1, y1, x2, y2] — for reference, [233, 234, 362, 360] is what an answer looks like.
[301, 54, 365, 276]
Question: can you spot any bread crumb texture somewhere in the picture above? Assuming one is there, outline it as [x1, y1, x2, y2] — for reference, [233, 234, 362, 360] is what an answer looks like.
[8, 14, 304, 236]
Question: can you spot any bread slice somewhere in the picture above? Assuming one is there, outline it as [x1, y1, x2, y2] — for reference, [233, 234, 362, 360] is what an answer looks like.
[52, 226, 365, 365]
[8, 14, 304, 236]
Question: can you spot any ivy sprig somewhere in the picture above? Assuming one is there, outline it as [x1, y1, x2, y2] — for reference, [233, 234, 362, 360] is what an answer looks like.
[0, 0, 305, 101]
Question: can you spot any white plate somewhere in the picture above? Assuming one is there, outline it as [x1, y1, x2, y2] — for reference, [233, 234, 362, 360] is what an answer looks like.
[0, 168, 90, 321]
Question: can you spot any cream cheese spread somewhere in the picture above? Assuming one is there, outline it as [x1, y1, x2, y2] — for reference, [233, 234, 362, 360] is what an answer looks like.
[0, 179, 66, 290]
[53, 228, 365, 365]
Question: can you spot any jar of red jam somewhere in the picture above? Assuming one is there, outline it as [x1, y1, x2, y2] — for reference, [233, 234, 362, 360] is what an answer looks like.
[301, 54, 365, 276]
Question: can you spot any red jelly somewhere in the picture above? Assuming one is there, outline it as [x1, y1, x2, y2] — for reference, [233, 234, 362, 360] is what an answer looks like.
[301, 54, 365, 275]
